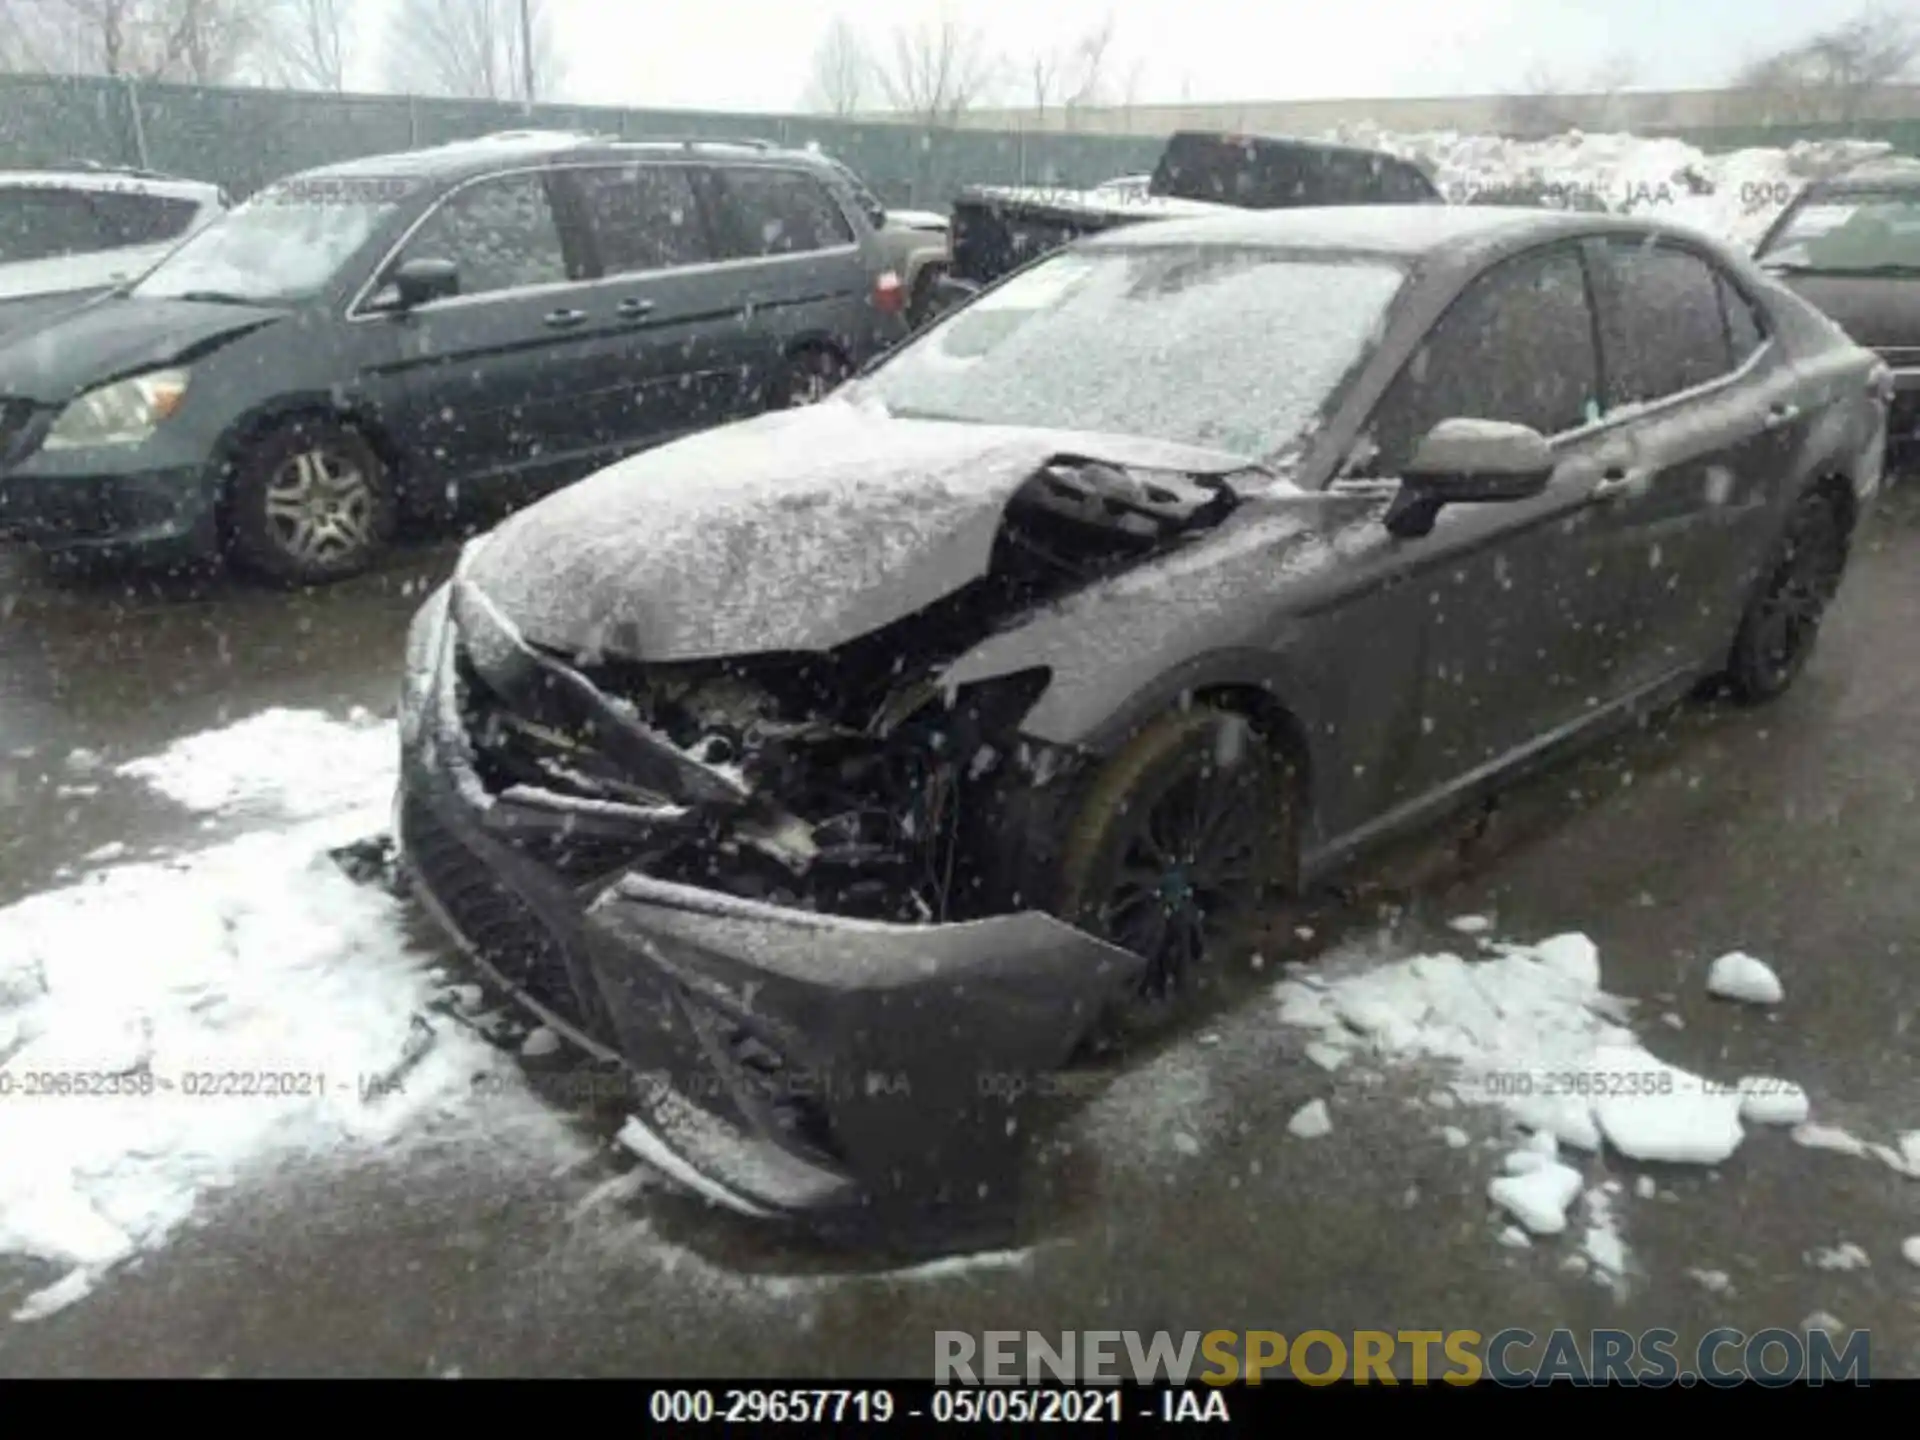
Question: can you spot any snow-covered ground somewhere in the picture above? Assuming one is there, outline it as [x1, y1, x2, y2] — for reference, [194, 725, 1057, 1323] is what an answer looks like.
[6, 700, 1918, 1327]
[0, 710, 590, 1322]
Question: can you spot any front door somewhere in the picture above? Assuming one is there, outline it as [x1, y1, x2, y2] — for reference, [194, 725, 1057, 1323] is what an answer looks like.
[1339, 239, 1630, 812]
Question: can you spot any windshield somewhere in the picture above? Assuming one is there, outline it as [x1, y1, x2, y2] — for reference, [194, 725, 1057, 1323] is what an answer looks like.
[856, 245, 1407, 459]
[1758, 190, 1920, 273]
[133, 175, 416, 304]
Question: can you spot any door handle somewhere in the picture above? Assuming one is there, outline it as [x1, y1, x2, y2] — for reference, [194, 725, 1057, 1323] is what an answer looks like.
[616, 297, 655, 320]
[544, 308, 588, 328]
[1591, 464, 1647, 499]
[1762, 402, 1800, 430]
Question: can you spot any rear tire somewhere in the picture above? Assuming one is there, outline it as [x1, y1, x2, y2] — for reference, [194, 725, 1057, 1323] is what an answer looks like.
[226, 417, 394, 585]
[1055, 708, 1297, 1037]
[1724, 487, 1849, 704]
[775, 345, 852, 408]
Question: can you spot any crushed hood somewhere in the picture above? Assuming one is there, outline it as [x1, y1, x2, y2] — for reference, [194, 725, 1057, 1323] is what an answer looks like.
[463, 398, 1260, 663]
[0, 295, 283, 403]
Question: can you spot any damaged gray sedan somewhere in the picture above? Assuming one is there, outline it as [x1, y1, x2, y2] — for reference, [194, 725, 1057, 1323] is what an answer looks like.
[395, 205, 1888, 1220]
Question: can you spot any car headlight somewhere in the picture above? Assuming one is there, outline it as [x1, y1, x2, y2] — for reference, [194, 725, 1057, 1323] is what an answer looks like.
[43, 368, 190, 451]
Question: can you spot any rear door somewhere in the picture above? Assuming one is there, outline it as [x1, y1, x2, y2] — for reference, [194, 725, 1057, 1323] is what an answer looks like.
[1342, 240, 1633, 808]
[700, 161, 874, 405]
[370, 166, 602, 505]
[1579, 236, 1805, 686]
[548, 159, 749, 453]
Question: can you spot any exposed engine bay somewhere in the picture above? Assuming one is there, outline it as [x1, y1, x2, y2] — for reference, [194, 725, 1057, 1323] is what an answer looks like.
[455, 457, 1247, 924]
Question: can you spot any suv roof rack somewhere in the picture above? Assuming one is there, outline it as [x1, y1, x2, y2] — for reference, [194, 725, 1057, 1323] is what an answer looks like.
[623, 136, 784, 151]
[30, 158, 194, 182]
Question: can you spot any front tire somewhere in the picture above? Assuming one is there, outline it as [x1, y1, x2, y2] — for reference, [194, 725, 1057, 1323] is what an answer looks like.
[226, 417, 394, 585]
[1055, 708, 1297, 1035]
[1724, 487, 1850, 703]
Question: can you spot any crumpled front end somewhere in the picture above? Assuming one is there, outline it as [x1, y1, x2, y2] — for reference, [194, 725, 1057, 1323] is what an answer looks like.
[394, 553, 1147, 1218]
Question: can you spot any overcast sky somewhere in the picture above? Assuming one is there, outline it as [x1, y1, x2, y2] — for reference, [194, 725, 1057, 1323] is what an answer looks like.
[348, 1, 1858, 113]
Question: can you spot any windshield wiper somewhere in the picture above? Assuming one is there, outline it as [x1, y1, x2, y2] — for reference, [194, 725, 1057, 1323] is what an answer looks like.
[172, 289, 269, 306]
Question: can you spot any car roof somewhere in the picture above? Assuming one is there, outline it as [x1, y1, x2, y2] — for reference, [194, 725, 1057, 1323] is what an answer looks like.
[1818, 156, 1920, 192]
[293, 130, 840, 187]
[1079, 203, 1714, 261]
[0, 168, 222, 201]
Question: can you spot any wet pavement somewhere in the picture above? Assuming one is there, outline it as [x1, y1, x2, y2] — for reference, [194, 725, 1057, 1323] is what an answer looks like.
[3, 490, 1920, 1378]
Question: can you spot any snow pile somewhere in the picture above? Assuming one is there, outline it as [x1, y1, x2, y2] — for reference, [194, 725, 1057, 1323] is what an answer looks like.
[1707, 951, 1784, 1006]
[1274, 931, 1745, 1165]
[1329, 126, 1894, 248]
[1, 710, 572, 1322]
[115, 706, 396, 820]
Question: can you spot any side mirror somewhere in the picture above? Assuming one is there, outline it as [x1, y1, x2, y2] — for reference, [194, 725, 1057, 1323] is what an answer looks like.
[378, 256, 460, 311]
[1383, 418, 1555, 538]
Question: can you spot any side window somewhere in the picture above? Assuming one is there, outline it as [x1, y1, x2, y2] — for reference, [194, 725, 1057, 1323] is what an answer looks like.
[397, 172, 568, 299]
[572, 164, 711, 276]
[1719, 273, 1767, 366]
[1358, 245, 1600, 474]
[1596, 240, 1736, 405]
[89, 192, 201, 247]
[713, 167, 856, 257]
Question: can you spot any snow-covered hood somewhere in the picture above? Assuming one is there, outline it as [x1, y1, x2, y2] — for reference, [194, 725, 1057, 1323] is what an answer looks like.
[463, 399, 1260, 663]
[0, 243, 176, 305]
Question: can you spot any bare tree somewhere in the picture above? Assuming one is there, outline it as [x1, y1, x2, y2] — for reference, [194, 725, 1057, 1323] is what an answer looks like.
[873, 16, 1000, 125]
[1729, 8, 1920, 123]
[387, 0, 563, 103]
[1059, 15, 1113, 118]
[1027, 48, 1056, 120]
[0, 0, 268, 81]
[800, 15, 868, 116]
[0, 1, 65, 70]
[266, 0, 349, 90]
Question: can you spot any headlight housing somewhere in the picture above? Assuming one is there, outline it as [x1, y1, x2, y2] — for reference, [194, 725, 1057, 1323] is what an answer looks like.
[43, 368, 189, 451]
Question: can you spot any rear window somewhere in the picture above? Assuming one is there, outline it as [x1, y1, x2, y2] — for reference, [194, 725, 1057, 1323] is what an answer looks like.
[90, 191, 202, 247]
[1150, 136, 1436, 208]
[711, 167, 855, 257]
[1758, 189, 1920, 273]
[0, 187, 112, 263]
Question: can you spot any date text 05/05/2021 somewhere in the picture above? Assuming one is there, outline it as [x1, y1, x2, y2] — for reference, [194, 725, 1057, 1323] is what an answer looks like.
[645, 1386, 1193, 1426]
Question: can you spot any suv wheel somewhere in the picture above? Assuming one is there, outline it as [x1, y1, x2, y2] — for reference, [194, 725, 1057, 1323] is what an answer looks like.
[227, 418, 394, 585]
[1724, 486, 1850, 703]
[777, 346, 851, 408]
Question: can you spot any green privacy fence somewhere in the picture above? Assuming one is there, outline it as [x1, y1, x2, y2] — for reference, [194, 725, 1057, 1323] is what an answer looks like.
[2, 74, 1915, 209]
[0, 73, 1164, 207]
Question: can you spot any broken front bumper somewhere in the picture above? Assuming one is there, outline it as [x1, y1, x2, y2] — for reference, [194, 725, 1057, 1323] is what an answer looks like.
[394, 579, 1143, 1219]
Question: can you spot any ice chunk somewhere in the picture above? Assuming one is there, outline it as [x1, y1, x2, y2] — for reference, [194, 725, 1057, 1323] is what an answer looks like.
[1688, 1267, 1731, 1293]
[1303, 1042, 1351, 1072]
[1792, 1123, 1869, 1157]
[1489, 1161, 1584, 1235]
[1440, 1126, 1471, 1149]
[519, 1026, 560, 1058]
[1809, 1242, 1870, 1271]
[1448, 915, 1492, 935]
[1287, 1099, 1332, 1139]
[1705, 952, 1783, 1005]
[1902, 1237, 1920, 1268]
[1590, 1046, 1743, 1164]
[1737, 1077, 1809, 1126]
[1531, 933, 1600, 991]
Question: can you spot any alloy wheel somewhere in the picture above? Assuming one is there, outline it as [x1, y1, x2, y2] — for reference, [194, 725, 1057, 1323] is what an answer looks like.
[1097, 760, 1270, 1002]
[262, 447, 378, 569]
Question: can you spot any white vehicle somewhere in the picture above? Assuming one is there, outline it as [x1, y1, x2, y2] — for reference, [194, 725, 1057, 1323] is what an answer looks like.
[0, 166, 226, 333]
